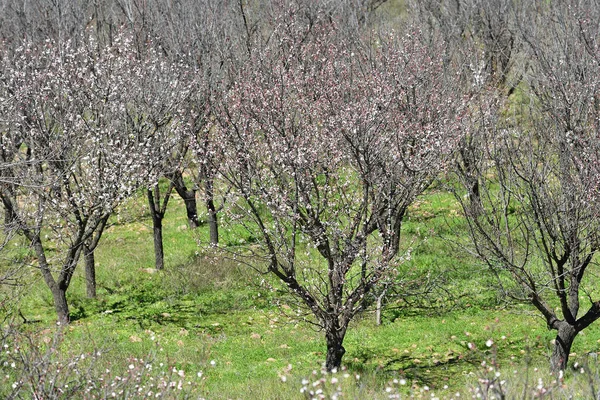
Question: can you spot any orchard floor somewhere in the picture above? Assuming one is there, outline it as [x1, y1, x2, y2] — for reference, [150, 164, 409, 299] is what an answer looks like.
[3, 190, 600, 398]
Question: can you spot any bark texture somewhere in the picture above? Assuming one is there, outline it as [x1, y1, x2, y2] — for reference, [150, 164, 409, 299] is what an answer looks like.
[147, 185, 171, 270]
[550, 323, 577, 372]
[205, 177, 219, 245]
[52, 287, 70, 325]
[170, 170, 199, 229]
[84, 245, 96, 298]
[325, 332, 346, 372]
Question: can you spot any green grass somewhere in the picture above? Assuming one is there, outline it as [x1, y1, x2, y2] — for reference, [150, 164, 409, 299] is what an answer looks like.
[3, 188, 600, 398]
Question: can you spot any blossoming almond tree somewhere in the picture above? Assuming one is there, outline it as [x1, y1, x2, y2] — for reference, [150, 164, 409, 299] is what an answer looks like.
[128, 47, 197, 271]
[455, 1, 600, 372]
[216, 9, 468, 370]
[81, 33, 194, 281]
[0, 33, 183, 322]
[513, 2, 600, 371]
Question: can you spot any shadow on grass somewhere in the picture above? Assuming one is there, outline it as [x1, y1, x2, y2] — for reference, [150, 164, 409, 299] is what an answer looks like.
[344, 351, 470, 389]
[386, 353, 468, 386]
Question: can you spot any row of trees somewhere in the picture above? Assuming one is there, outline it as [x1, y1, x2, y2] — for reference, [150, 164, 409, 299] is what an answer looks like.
[0, 31, 196, 320]
[2, 0, 600, 372]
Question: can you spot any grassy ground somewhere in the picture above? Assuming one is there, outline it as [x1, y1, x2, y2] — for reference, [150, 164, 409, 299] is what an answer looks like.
[2, 188, 600, 398]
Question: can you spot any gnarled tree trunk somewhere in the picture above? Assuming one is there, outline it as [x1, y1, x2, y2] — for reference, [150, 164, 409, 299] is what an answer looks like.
[28, 231, 80, 324]
[550, 323, 577, 372]
[51, 286, 70, 325]
[325, 334, 346, 372]
[325, 325, 347, 371]
[170, 170, 199, 229]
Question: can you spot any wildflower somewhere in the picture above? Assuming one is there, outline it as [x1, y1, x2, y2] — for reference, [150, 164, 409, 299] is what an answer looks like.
[485, 339, 494, 347]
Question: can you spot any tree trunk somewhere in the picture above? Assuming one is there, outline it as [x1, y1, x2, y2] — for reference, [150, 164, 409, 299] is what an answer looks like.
[550, 323, 578, 372]
[207, 198, 219, 245]
[84, 245, 96, 298]
[325, 330, 346, 371]
[170, 171, 199, 229]
[147, 186, 170, 270]
[1, 193, 16, 232]
[458, 138, 482, 213]
[152, 215, 164, 270]
[204, 178, 219, 245]
[51, 287, 70, 325]
[183, 194, 199, 229]
[28, 232, 74, 324]
[82, 215, 109, 299]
